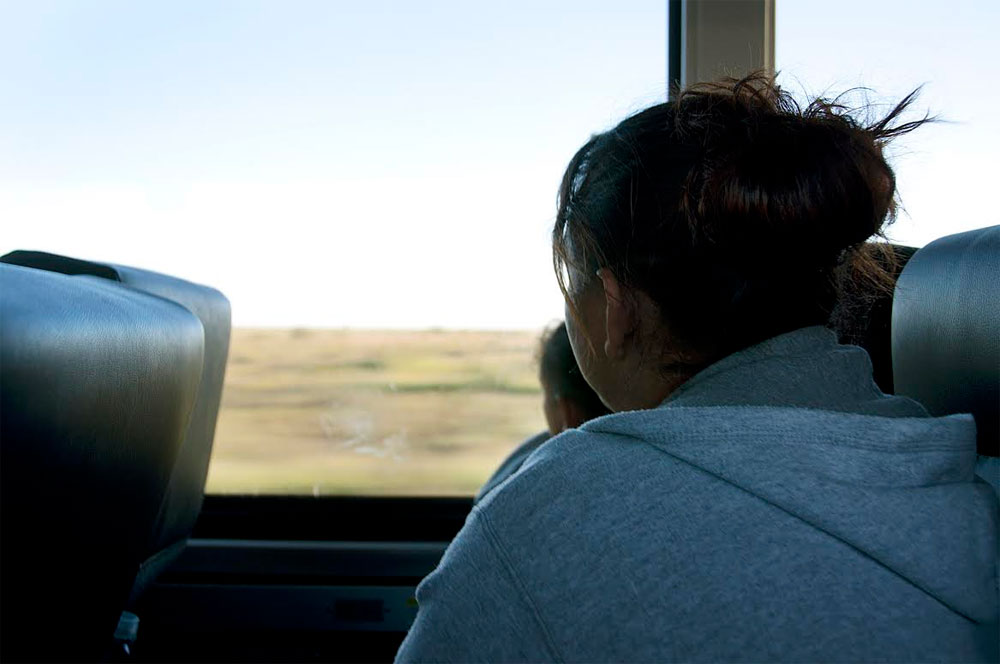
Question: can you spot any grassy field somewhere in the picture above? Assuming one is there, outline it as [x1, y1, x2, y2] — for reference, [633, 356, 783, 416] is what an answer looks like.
[207, 328, 547, 496]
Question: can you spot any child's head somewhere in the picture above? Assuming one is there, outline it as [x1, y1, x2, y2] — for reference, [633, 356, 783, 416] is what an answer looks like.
[539, 322, 610, 435]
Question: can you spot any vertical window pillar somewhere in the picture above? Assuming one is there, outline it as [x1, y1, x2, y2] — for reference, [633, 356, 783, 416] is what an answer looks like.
[669, 0, 775, 98]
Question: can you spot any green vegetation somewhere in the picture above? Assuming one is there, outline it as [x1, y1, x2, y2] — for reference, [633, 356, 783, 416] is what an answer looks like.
[208, 328, 547, 496]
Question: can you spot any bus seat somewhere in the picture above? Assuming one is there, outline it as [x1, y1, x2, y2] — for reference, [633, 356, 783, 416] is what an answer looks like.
[0, 263, 204, 661]
[891, 225, 1000, 481]
[0, 251, 232, 605]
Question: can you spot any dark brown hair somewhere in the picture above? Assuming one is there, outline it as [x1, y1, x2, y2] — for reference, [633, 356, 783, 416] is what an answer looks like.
[553, 72, 928, 368]
[539, 322, 610, 420]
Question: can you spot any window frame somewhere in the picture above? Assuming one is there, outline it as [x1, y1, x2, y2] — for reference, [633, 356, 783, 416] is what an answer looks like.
[669, 0, 774, 99]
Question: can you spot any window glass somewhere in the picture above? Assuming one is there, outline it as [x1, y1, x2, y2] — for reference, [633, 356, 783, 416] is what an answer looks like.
[777, 0, 998, 248]
[1, 1, 666, 494]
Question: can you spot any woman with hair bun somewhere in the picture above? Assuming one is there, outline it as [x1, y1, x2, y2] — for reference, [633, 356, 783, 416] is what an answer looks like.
[397, 75, 997, 663]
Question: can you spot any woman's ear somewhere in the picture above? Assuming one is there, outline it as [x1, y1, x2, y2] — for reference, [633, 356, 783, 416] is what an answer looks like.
[596, 268, 633, 362]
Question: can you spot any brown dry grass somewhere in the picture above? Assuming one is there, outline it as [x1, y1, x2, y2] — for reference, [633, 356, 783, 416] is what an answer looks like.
[207, 328, 546, 495]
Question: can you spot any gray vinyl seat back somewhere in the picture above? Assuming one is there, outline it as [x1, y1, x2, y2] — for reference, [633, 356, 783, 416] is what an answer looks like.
[110, 262, 231, 600]
[1, 250, 232, 602]
[891, 225, 1000, 476]
[0, 263, 205, 661]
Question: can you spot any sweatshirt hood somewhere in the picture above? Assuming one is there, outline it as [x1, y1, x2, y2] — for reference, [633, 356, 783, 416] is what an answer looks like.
[581, 327, 998, 624]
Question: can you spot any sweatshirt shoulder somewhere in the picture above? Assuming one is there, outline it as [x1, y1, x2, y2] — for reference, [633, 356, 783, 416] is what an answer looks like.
[396, 505, 562, 662]
[473, 420, 694, 532]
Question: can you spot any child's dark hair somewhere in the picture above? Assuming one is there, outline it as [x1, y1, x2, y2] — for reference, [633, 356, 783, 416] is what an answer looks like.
[553, 72, 929, 369]
[539, 322, 610, 419]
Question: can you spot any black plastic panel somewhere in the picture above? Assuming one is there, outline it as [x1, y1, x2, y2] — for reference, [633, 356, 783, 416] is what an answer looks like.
[194, 495, 473, 542]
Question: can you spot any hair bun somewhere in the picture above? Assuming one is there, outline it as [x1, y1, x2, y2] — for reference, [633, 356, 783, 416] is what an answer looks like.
[681, 91, 898, 265]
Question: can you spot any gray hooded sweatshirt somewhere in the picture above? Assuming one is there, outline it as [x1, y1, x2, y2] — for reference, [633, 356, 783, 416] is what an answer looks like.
[396, 327, 999, 663]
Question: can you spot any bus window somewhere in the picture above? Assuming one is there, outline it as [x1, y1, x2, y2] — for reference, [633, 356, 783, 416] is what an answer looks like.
[0, 1, 667, 496]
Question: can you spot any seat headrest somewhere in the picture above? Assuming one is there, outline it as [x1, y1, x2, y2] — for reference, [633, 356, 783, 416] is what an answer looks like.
[0, 262, 205, 659]
[891, 226, 1000, 456]
[0, 250, 233, 599]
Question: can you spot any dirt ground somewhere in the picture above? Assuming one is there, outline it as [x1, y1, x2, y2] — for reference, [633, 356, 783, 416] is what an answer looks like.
[207, 328, 547, 496]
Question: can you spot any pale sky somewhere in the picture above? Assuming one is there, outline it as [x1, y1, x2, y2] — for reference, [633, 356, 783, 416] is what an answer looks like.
[2, 1, 996, 327]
